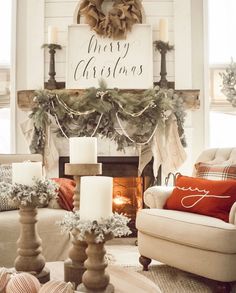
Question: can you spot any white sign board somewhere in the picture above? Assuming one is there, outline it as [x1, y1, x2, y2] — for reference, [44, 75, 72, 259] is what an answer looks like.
[66, 24, 153, 89]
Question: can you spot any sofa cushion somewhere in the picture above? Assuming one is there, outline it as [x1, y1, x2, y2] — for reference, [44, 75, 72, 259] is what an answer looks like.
[0, 208, 71, 267]
[195, 162, 236, 181]
[164, 175, 236, 222]
[51, 178, 75, 211]
[136, 208, 236, 253]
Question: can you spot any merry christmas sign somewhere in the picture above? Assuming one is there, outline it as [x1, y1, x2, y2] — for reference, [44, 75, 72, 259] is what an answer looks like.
[66, 24, 153, 89]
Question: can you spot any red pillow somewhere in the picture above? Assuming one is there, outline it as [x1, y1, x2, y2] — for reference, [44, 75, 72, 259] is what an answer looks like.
[164, 175, 236, 222]
[52, 178, 75, 211]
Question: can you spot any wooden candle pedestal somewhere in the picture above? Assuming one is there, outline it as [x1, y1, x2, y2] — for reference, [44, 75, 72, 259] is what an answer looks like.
[15, 205, 50, 284]
[64, 163, 102, 288]
[77, 232, 114, 293]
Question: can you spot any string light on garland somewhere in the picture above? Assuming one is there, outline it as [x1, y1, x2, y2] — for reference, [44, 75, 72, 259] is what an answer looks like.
[28, 82, 187, 156]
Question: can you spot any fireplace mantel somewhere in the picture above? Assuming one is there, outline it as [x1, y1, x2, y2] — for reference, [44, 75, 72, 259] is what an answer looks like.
[17, 88, 200, 111]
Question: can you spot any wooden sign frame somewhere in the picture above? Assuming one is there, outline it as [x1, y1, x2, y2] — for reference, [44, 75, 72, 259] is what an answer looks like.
[66, 24, 153, 89]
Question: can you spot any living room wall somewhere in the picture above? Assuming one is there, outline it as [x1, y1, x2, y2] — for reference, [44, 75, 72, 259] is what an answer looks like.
[15, 0, 205, 176]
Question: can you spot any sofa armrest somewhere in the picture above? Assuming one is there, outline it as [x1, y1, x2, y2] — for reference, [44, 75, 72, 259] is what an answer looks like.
[144, 185, 174, 208]
[229, 202, 236, 225]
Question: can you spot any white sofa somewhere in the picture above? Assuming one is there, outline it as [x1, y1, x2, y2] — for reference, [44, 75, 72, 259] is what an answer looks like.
[0, 154, 71, 267]
[136, 148, 236, 293]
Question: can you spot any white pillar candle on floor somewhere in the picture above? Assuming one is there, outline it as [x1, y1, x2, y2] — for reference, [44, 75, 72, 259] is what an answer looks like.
[48, 26, 58, 44]
[80, 176, 113, 222]
[159, 18, 169, 42]
[12, 162, 42, 186]
[69, 137, 97, 164]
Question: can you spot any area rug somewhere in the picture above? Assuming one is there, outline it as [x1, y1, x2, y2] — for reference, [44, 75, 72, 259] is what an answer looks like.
[127, 265, 236, 293]
[106, 244, 236, 293]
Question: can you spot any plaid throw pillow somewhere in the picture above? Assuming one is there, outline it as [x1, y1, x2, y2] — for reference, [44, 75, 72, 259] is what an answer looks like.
[0, 164, 12, 183]
[0, 182, 18, 211]
[195, 163, 236, 181]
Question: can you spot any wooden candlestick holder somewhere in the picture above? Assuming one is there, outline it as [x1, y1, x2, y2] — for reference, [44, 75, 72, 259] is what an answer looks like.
[64, 163, 102, 288]
[153, 40, 174, 88]
[42, 43, 65, 90]
[14, 205, 50, 283]
[77, 232, 114, 293]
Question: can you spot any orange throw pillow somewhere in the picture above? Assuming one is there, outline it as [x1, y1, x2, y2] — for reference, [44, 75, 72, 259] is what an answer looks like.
[52, 178, 75, 211]
[164, 175, 236, 222]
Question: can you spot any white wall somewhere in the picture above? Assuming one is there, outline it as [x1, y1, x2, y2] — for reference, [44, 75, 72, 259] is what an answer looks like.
[15, 0, 205, 176]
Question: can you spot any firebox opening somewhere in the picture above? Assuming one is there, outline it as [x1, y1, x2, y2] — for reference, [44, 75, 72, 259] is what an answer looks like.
[113, 177, 143, 237]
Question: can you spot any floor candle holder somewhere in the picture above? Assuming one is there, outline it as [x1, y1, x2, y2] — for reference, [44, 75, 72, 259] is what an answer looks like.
[64, 163, 102, 287]
[59, 212, 131, 293]
[77, 232, 114, 293]
[15, 204, 50, 284]
[9, 178, 57, 284]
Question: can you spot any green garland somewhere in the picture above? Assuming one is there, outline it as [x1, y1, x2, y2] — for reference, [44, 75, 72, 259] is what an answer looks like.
[221, 59, 236, 107]
[29, 82, 187, 155]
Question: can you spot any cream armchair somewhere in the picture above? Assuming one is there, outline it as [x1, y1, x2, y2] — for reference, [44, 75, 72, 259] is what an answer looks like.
[136, 148, 236, 293]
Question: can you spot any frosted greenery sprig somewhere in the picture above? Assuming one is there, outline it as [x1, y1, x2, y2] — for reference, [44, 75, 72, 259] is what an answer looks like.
[7, 178, 58, 207]
[59, 211, 132, 243]
[221, 59, 236, 107]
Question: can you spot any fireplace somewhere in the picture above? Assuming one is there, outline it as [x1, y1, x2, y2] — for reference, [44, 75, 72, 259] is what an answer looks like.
[59, 156, 159, 236]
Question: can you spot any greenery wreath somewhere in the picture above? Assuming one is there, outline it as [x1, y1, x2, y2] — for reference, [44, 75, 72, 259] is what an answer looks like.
[28, 81, 187, 157]
[79, 0, 143, 39]
[221, 59, 236, 107]
[59, 211, 131, 243]
[1, 179, 58, 207]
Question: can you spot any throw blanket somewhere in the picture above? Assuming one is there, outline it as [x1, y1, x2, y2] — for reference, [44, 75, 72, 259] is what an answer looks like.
[52, 178, 75, 211]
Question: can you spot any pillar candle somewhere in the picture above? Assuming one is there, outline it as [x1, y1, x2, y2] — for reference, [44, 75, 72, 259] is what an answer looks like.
[159, 18, 169, 42]
[48, 26, 58, 44]
[12, 162, 42, 186]
[69, 137, 97, 164]
[80, 176, 113, 222]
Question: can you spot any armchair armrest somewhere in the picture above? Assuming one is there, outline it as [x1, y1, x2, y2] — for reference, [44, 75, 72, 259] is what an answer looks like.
[229, 202, 236, 225]
[144, 185, 174, 209]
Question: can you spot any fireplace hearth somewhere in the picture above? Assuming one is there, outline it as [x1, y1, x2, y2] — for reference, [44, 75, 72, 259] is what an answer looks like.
[59, 156, 159, 236]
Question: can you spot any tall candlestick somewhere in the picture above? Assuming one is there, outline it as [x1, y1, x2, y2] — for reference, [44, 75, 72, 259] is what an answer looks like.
[80, 176, 113, 222]
[48, 26, 58, 44]
[159, 19, 169, 43]
[69, 137, 97, 164]
[12, 162, 42, 186]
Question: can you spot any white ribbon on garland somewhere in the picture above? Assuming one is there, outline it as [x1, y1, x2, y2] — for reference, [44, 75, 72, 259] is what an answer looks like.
[116, 100, 156, 117]
[56, 94, 96, 115]
[115, 112, 158, 145]
[51, 99, 104, 138]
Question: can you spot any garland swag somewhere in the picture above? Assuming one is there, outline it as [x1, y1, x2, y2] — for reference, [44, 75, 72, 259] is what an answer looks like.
[29, 83, 187, 155]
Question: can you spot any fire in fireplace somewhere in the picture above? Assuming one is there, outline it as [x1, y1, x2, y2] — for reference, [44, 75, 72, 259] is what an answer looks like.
[113, 177, 143, 236]
[59, 156, 156, 236]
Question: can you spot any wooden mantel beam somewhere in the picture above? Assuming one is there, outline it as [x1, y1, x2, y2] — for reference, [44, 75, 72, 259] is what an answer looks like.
[17, 89, 200, 111]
